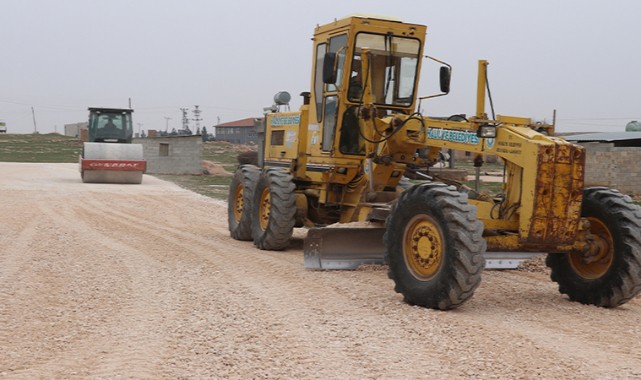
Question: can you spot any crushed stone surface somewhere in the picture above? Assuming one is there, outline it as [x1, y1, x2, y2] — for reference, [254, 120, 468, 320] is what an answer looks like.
[1, 163, 640, 379]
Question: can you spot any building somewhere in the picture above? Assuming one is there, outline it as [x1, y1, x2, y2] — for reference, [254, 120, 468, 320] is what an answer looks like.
[214, 117, 262, 145]
[64, 122, 88, 138]
[134, 134, 202, 175]
[566, 132, 641, 196]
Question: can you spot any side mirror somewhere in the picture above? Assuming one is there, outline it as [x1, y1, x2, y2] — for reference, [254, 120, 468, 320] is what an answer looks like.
[323, 52, 337, 84]
[439, 66, 451, 94]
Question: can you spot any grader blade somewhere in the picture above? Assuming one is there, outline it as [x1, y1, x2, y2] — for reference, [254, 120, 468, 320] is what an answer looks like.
[483, 252, 544, 269]
[304, 227, 387, 270]
[304, 227, 539, 270]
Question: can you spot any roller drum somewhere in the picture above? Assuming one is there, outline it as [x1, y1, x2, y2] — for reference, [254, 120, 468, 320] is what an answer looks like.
[81, 142, 145, 184]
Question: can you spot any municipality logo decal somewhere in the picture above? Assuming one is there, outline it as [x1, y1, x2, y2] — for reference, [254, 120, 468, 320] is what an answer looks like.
[485, 137, 495, 149]
[427, 128, 479, 145]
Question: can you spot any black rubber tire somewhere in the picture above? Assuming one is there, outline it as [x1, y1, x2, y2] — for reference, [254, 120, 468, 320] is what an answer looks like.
[546, 187, 641, 307]
[252, 169, 296, 250]
[227, 165, 260, 241]
[384, 183, 486, 310]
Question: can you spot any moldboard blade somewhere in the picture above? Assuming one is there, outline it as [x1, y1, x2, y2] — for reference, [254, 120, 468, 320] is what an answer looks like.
[304, 227, 387, 270]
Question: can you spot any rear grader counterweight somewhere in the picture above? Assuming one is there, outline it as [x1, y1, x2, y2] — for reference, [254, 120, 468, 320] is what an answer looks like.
[228, 15, 641, 310]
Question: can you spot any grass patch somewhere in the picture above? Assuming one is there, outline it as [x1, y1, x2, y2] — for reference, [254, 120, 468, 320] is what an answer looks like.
[155, 174, 232, 200]
[0, 133, 81, 162]
[202, 141, 254, 165]
[461, 180, 504, 195]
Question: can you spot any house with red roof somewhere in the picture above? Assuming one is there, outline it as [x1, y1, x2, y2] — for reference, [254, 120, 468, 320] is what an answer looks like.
[214, 117, 262, 145]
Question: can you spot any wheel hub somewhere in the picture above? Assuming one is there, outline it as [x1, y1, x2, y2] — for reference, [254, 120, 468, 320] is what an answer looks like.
[233, 185, 244, 222]
[404, 216, 443, 280]
[569, 217, 614, 279]
[259, 189, 271, 230]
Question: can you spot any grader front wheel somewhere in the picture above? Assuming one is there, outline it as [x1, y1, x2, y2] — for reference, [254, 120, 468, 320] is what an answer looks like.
[546, 187, 641, 307]
[384, 184, 486, 310]
[567, 217, 613, 279]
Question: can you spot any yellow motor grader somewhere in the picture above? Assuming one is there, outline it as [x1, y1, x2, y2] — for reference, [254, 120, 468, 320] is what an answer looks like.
[228, 15, 641, 310]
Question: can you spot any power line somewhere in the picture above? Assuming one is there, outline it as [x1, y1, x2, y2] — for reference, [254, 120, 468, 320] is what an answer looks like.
[558, 117, 641, 121]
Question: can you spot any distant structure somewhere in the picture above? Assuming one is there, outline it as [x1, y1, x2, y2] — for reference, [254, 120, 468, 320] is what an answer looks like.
[0, 121, 6, 133]
[134, 134, 202, 175]
[214, 117, 262, 145]
[566, 131, 641, 196]
[180, 108, 191, 134]
[64, 122, 88, 138]
[192, 105, 202, 132]
[625, 120, 641, 131]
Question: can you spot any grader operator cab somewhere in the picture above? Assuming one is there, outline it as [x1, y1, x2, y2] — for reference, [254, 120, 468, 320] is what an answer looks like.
[79, 107, 146, 184]
[228, 15, 641, 310]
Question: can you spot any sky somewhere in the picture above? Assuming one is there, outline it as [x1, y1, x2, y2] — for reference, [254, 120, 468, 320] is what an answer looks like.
[1, 0, 640, 135]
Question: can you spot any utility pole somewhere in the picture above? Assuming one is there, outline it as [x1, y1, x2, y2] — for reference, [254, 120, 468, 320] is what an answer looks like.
[164, 116, 172, 132]
[31, 106, 38, 134]
[192, 105, 202, 132]
[180, 108, 190, 132]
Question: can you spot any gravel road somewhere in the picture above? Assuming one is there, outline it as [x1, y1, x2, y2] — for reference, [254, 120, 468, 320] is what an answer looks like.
[1, 162, 641, 379]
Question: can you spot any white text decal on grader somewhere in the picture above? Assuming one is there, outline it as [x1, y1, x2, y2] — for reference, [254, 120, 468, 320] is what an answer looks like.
[79, 107, 146, 184]
[228, 15, 641, 310]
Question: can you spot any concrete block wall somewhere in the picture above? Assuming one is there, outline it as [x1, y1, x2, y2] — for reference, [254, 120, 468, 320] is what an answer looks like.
[582, 142, 641, 196]
[64, 122, 88, 138]
[134, 135, 202, 175]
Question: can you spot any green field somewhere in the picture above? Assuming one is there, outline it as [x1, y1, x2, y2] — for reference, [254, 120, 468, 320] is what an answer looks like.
[0, 133, 82, 162]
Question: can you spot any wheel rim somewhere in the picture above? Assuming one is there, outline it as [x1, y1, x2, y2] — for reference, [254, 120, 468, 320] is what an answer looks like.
[403, 214, 444, 280]
[259, 188, 271, 230]
[569, 217, 614, 279]
[233, 183, 244, 222]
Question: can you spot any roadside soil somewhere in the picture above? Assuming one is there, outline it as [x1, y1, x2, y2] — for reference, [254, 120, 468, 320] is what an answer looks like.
[1, 163, 641, 379]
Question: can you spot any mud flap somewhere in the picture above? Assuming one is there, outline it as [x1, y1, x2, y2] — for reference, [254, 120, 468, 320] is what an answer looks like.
[303, 227, 543, 270]
[304, 227, 387, 270]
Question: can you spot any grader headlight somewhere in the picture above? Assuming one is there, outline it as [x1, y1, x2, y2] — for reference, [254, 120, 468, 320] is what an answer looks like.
[477, 124, 497, 138]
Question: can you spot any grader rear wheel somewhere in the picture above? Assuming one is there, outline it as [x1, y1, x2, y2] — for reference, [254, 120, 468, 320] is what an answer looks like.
[228, 165, 260, 241]
[252, 169, 296, 250]
[546, 187, 641, 307]
[384, 183, 486, 310]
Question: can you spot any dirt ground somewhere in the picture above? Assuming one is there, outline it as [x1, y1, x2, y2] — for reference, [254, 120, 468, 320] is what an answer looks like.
[1, 163, 641, 379]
